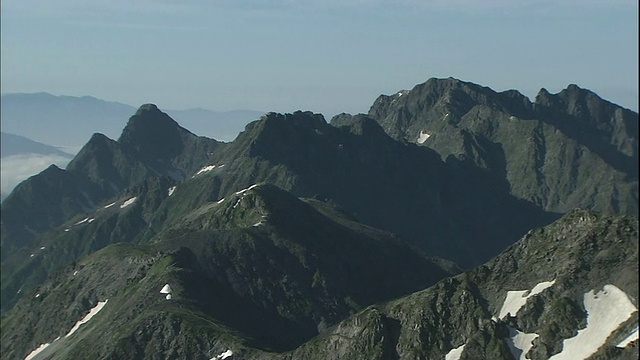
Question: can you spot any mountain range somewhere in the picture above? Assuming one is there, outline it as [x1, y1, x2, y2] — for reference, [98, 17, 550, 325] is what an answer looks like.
[0, 77, 637, 360]
[0, 92, 263, 146]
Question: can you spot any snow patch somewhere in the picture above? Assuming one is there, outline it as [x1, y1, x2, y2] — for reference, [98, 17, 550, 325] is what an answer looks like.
[549, 285, 637, 359]
[217, 198, 225, 204]
[160, 284, 173, 300]
[120, 197, 137, 208]
[234, 184, 259, 195]
[417, 131, 431, 144]
[211, 349, 234, 360]
[65, 299, 108, 338]
[74, 217, 89, 225]
[445, 343, 465, 360]
[232, 199, 241, 209]
[193, 165, 216, 177]
[40, 246, 45, 250]
[87, 218, 95, 223]
[24, 342, 51, 360]
[104, 201, 117, 209]
[505, 326, 538, 360]
[168, 186, 177, 197]
[64, 229, 70, 232]
[35, 293, 40, 298]
[73, 270, 78, 276]
[498, 279, 555, 319]
[617, 326, 639, 348]
[30, 254, 34, 257]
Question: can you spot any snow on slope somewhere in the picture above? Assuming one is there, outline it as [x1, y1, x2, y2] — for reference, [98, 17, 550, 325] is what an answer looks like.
[24, 343, 50, 360]
[65, 300, 109, 338]
[210, 349, 233, 360]
[505, 326, 538, 360]
[445, 344, 465, 360]
[498, 280, 556, 319]
[549, 285, 637, 359]
[23, 299, 109, 359]
[416, 131, 431, 144]
[120, 197, 137, 208]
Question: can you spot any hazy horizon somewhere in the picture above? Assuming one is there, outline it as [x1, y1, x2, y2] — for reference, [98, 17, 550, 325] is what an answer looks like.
[1, 1, 638, 117]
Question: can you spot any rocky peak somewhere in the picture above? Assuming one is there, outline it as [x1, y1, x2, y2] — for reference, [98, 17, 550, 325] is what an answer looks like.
[330, 114, 388, 138]
[117, 104, 192, 160]
[234, 111, 330, 160]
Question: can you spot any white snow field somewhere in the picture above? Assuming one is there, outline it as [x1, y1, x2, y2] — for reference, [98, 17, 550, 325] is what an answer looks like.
[24, 299, 108, 359]
[120, 197, 137, 208]
[65, 300, 109, 338]
[505, 326, 538, 360]
[211, 349, 233, 360]
[24, 342, 51, 360]
[193, 164, 216, 177]
[549, 285, 637, 359]
[160, 283, 172, 300]
[168, 186, 176, 196]
[498, 280, 556, 319]
[416, 131, 431, 144]
[445, 343, 465, 360]
[103, 201, 117, 208]
[234, 184, 259, 195]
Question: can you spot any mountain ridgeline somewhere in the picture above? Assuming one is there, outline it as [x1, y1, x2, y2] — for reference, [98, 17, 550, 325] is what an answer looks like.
[0, 78, 637, 360]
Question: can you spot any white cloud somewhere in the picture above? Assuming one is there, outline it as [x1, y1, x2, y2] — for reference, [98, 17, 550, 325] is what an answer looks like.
[1, 154, 72, 199]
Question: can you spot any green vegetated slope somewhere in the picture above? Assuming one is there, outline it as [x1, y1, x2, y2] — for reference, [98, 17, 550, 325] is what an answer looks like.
[1, 184, 458, 359]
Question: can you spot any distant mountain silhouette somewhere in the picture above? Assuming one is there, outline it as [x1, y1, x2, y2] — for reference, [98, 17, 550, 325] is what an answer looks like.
[0, 92, 263, 146]
[1, 132, 73, 158]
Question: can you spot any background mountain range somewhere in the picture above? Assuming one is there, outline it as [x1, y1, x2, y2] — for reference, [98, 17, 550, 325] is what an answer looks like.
[0, 93, 263, 200]
[1, 77, 637, 360]
[1, 92, 264, 146]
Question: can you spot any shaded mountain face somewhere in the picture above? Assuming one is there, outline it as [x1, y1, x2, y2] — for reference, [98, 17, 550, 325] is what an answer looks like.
[1, 184, 459, 359]
[159, 111, 557, 268]
[0, 105, 221, 262]
[358, 77, 639, 214]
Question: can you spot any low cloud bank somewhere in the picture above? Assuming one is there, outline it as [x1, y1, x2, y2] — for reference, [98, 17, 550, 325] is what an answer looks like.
[1, 154, 72, 201]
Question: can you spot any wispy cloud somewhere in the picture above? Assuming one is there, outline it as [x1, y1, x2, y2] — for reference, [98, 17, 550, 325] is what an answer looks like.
[1, 154, 72, 199]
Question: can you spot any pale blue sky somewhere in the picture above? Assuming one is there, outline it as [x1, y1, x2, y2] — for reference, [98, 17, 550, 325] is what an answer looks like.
[2, 0, 638, 117]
